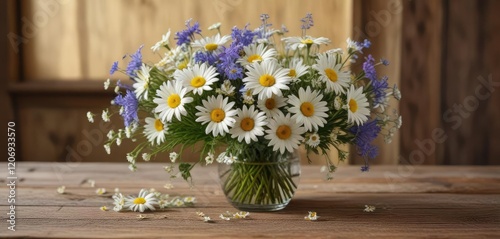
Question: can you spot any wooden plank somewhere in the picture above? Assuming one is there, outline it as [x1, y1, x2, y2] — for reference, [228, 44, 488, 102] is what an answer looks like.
[351, 0, 403, 165]
[399, 0, 443, 164]
[0, 163, 499, 238]
[442, 0, 500, 165]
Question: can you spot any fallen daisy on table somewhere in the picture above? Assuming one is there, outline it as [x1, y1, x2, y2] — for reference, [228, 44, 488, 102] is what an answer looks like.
[364, 205, 376, 212]
[56, 186, 66, 194]
[304, 211, 319, 221]
[124, 189, 158, 212]
[95, 188, 106, 195]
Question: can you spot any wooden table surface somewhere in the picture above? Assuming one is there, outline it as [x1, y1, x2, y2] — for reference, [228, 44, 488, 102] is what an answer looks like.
[1, 163, 499, 238]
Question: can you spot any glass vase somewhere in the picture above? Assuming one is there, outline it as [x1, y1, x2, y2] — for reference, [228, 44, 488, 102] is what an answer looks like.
[218, 150, 301, 211]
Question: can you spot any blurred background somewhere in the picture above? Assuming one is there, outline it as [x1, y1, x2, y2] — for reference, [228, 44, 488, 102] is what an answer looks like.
[1, 0, 499, 165]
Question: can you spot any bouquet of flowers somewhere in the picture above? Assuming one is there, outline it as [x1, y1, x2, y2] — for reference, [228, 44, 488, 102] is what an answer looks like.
[89, 13, 401, 208]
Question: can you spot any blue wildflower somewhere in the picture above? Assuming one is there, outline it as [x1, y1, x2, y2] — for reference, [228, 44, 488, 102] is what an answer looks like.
[350, 120, 381, 170]
[113, 90, 138, 127]
[109, 61, 119, 75]
[126, 45, 143, 78]
[194, 51, 218, 65]
[281, 24, 289, 34]
[231, 25, 256, 47]
[361, 39, 371, 49]
[381, 58, 390, 66]
[363, 55, 377, 81]
[372, 76, 389, 106]
[175, 19, 201, 46]
[224, 62, 244, 80]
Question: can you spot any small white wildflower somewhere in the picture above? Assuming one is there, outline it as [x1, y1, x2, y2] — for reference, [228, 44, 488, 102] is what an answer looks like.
[304, 211, 319, 221]
[393, 84, 401, 100]
[183, 196, 196, 203]
[196, 211, 206, 217]
[172, 199, 184, 207]
[56, 186, 66, 194]
[220, 80, 236, 96]
[114, 188, 120, 194]
[142, 153, 151, 161]
[334, 96, 343, 110]
[164, 165, 174, 173]
[124, 189, 158, 212]
[396, 115, 402, 128]
[101, 109, 110, 122]
[163, 183, 174, 189]
[219, 214, 231, 221]
[137, 214, 147, 220]
[233, 211, 250, 219]
[104, 144, 111, 154]
[364, 205, 376, 212]
[116, 138, 122, 146]
[223, 153, 237, 165]
[104, 78, 110, 90]
[384, 135, 393, 144]
[128, 164, 137, 172]
[306, 133, 321, 148]
[126, 153, 135, 163]
[100, 206, 108, 211]
[216, 152, 226, 163]
[203, 216, 212, 222]
[169, 152, 179, 163]
[95, 188, 107, 195]
[205, 152, 215, 165]
[125, 126, 132, 138]
[87, 179, 96, 187]
[208, 22, 221, 31]
[320, 165, 327, 173]
[107, 130, 114, 140]
[346, 37, 361, 52]
[86, 112, 95, 123]
[114, 85, 120, 93]
[119, 106, 124, 115]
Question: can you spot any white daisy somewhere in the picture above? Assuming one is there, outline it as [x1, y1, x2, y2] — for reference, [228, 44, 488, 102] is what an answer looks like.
[257, 94, 287, 118]
[229, 105, 267, 144]
[191, 33, 230, 53]
[195, 95, 237, 137]
[306, 133, 321, 148]
[124, 189, 158, 212]
[282, 36, 330, 50]
[112, 193, 125, 212]
[264, 112, 306, 154]
[287, 58, 309, 82]
[346, 85, 370, 126]
[133, 64, 152, 100]
[288, 86, 329, 132]
[312, 53, 350, 94]
[175, 63, 219, 95]
[237, 43, 277, 66]
[143, 116, 168, 145]
[208, 22, 221, 31]
[151, 29, 171, 52]
[154, 80, 193, 122]
[243, 61, 291, 100]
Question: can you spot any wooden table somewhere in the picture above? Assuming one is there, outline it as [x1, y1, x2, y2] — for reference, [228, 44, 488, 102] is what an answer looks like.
[1, 163, 499, 238]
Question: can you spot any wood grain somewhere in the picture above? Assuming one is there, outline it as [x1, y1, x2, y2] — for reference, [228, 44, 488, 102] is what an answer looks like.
[0, 163, 499, 238]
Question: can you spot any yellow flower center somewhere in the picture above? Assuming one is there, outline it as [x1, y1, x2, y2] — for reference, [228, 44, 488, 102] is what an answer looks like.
[190, 76, 206, 88]
[349, 99, 358, 113]
[259, 74, 276, 87]
[210, 108, 225, 123]
[288, 69, 296, 77]
[311, 135, 318, 141]
[300, 102, 315, 117]
[177, 60, 188, 70]
[154, 119, 164, 131]
[247, 54, 263, 63]
[324, 68, 338, 82]
[265, 98, 276, 110]
[240, 117, 255, 131]
[205, 43, 218, 51]
[301, 39, 314, 45]
[167, 94, 181, 108]
[276, 125, 292, 140]
[133, 197, 146, 204]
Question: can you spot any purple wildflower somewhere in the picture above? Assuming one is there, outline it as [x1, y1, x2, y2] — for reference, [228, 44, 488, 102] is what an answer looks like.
[281, 24, 289, 34]
[126, 45, 143, 78]
[194, 51, 219, 65]
[301, 13, 314, 30]
[113, 90, 138, 127]
[381, 58, 390, 66]
[349, 120, 381, 170]
[109, 61, 119, 75]
[363, 55, 377, 81]
[231, 25, 256, 47]
[175, 19, 201, 46]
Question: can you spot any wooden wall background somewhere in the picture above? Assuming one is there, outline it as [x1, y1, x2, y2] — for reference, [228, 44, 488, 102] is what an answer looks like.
[2, 0, 499, 165]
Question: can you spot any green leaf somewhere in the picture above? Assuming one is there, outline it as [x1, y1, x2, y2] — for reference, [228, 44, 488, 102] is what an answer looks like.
[179, 163, 192, 181]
